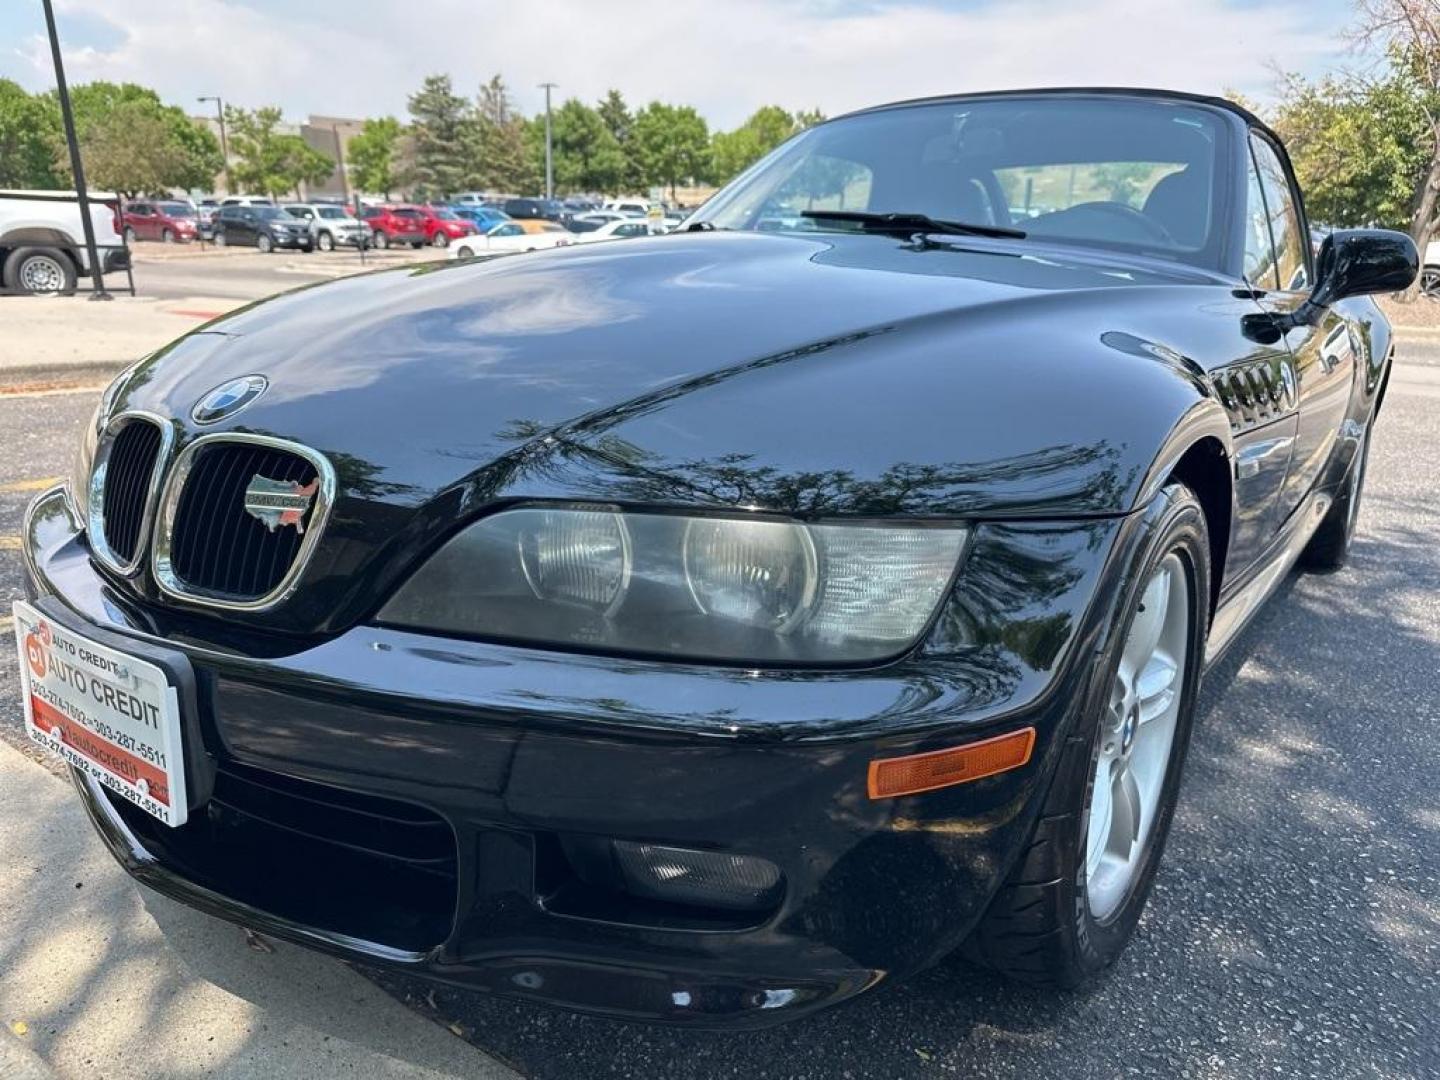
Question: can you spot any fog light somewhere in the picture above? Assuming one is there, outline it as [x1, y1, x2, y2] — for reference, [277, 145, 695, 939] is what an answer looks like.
[612, 841, 782, 912]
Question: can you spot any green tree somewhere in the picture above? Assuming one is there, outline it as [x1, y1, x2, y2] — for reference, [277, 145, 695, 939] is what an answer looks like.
[1351, 0, 1440, 299]
[710, 105, 806, 184]
[51, 81, 220, 193]
[473, 75, 532, 192]
[0, 79, 60, 187]
[408, 74, 471, 198]
[632, 102, 709, 198]
[79, 99, 193, 196]
[550, 98, 625, 193]
[1270, 67, 1428, 232]
[597, 89, 642, 192]
[348, 116, 402, 198]
[225, 106, 333, 198]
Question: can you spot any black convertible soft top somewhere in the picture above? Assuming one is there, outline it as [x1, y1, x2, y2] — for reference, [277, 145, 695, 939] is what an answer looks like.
[840, 86, 1282, 149]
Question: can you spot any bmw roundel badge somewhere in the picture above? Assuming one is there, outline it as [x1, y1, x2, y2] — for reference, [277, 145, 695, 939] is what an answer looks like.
[192, 375, 269, 424]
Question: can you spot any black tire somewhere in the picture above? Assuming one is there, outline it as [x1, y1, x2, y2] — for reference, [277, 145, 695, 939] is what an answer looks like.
[410, 240, 424, 249]
[123, 226, 137, 245]
[318, 231, 335, 252]
[432, 232, 450, 248]
[455, 246, 474, 260]
[299, 243, 314, 254]
[213, 230, 226, 248]
[374, 230, 390, 249]
[257, 234, 274, 253]
[3, 247, 78, 295]
[965, 482, 1210, 989]
[1299, 422, 1371, 572]
[162, 228, 175, 244]
[1421, 266, 1440, 299]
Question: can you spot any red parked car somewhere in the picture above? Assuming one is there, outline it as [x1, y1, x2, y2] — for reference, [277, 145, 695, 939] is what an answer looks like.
[358, 205, 428, 249]
[416, 205, 477, 247]
[121, 201, 199, 244]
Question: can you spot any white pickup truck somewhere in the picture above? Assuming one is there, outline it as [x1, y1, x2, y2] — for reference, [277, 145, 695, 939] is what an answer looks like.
[0, 189, 128, 295]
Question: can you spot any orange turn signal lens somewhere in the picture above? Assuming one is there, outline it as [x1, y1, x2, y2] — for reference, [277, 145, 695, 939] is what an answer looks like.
[867, 727, 1036, 800]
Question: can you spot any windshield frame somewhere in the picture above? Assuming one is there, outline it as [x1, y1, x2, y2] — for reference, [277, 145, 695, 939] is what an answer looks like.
[688, 91, 1245, 276]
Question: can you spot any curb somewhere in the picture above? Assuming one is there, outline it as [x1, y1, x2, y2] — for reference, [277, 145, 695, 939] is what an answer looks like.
[1392, 325, 1440, 337]
[0, 1028, 58, 1080]
[0, 360, 122, 392]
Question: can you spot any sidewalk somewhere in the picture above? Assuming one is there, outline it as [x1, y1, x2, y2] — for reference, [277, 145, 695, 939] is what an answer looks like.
[0, 296, 247, 389]
[0, 740, 517, 1080]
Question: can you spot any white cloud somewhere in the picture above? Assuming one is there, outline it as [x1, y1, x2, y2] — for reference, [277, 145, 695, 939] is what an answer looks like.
[7, 0, 1342, 127]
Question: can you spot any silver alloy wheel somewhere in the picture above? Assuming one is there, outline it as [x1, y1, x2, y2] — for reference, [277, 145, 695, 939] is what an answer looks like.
[18, 253, 68, 294]
[257, 234, 273, 253]
[1422, 267, 1440, 298]
[1086, 552, 1190, 921]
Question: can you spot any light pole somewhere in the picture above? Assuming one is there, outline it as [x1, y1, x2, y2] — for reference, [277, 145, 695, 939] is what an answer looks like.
[41, 0, 108, 299]
[197, 95, 231, 193]
[539, 82, 557, 199]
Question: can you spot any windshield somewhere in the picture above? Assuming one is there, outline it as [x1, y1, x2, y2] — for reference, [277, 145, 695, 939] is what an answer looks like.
[160, 203, 194, 217]
[696, 96, 1224, 267]
[317, 207, 349, 219]
[432, 209, 459, 220]
[254, 207, 289, 221]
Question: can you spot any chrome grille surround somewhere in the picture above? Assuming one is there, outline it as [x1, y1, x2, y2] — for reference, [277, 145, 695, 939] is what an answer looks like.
[151, 433, 336, 612]
[86, 411, 174, 576]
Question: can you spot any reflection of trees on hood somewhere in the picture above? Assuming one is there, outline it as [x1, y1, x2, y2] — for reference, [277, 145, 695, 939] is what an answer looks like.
[540, 441, 1132, 519]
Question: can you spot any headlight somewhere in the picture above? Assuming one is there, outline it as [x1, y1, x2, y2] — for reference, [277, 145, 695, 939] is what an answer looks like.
[379, 506, 967, 664]
[68, 365, 137, 521]
[67, 402, 103, 521]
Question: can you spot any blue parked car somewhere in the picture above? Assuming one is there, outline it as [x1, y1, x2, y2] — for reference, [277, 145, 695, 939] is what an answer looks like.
[449, 206, 511, 231]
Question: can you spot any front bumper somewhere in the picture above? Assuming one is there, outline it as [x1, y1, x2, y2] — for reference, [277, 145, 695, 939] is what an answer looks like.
[20, 486, 1129, 1026]
[269, 233, 312, 249]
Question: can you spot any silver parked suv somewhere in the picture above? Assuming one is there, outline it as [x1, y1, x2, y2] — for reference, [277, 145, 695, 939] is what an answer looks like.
[284, 203, 371, 250]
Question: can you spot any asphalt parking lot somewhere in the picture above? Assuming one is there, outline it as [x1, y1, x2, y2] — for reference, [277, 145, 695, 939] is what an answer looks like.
[120, 243, 436, 300]
[0, 326, 1436, 1078]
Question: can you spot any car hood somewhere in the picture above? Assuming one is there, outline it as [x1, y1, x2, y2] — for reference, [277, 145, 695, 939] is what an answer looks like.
[117, 231, 1222, 630]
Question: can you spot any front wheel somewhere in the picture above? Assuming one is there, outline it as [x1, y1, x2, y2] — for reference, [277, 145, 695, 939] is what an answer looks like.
[3, 247, 77, 296]
[455, 246, 474, 260]
[162, 228, 176, 244]
[966, 482, 1209, 988]
[1421, 266, 1440, 298]
[374, 231, 390, 249]
[317, 231, 335, 251]
[213, 231, 226, 248]
[432, 232, 450, 248]
[256, 234, 273, 253]
[123, 227, 137, 245]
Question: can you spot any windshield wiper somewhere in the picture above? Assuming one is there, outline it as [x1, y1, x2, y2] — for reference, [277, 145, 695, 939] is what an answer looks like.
[799, 210, 1026, 240]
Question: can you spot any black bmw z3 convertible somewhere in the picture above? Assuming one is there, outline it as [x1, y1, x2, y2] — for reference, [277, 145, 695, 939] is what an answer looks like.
[14, 88, 1418, 1027]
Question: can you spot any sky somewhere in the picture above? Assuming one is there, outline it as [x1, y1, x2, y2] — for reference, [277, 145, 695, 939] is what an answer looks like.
[0, 0, 1363, 128]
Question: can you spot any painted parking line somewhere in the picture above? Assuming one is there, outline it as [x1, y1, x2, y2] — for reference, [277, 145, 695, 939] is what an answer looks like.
[0, 537, 21, 551]
[0, 477, 62, 495]
[0, 615, 11, 634]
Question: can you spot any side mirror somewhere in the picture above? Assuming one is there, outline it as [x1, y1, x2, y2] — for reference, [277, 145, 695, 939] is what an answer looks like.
[1244, 229, 1417, 343]
[1310, 228, 1418, 307]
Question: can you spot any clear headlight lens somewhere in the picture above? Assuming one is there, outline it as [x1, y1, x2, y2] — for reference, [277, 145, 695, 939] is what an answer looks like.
[518, 509, 631, 612]
[379, 506, 967, 664]
[69, 362, 142, 522]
